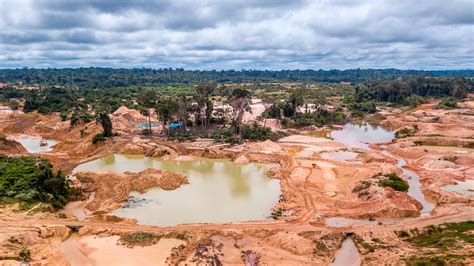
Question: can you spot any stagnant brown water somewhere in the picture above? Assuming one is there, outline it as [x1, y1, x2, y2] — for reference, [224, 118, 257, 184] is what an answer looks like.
[73, 154, 281, 226]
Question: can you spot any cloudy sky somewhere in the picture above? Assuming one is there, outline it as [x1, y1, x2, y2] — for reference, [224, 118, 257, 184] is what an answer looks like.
[0, 0, 473, 69]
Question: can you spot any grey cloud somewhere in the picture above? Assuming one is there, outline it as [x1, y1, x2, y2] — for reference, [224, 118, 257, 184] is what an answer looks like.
[0, 0, 473, 69]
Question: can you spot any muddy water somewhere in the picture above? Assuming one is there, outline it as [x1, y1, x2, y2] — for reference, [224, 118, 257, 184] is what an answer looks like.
[61, 233, 184, 266]
[15, 135, 57, 153]
[382, 151, 434, 214]
[320, 151, 359, 162]
[330, 238, 361, 266]
[73, 154, 281, 226]
[330, 122, 395, 149]
[442, 180, 474, 195]
[330, 123, 433, 215]
[61, 233, 94, 266]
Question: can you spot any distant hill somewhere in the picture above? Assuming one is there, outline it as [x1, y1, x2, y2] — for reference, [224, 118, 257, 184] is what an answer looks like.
[0, 68, 473, 86]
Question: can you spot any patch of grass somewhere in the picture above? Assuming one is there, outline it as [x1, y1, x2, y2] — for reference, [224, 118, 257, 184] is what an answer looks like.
[405, 221, 474, 250]
[353, 235, 375, 253]
[119, 232, 161, 247]
[404, 253, 471, 266]
[313, 241, 329, 254]
[396, 230, 410, 238]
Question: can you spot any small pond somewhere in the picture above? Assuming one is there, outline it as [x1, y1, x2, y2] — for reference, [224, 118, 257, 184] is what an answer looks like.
[73, 154, 281, 226]
[330, 123, 395, 149]
[320, 151, 360, 162]
[135, 121, 161, 129]
[15, 136, 58, 153]
[442, 180, 474, 195]
[326, 217, 380, 227]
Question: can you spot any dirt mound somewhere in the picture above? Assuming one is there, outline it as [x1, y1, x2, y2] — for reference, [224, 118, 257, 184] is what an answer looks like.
[75, 168, 189, 214]
[423, 160, 457, 169]
[245, 140, 284, 154]
[112, 106, 147, 132]
[0, 137, 27, 155]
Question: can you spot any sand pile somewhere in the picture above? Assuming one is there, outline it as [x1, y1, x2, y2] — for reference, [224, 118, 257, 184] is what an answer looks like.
[75, 168, 189, 214]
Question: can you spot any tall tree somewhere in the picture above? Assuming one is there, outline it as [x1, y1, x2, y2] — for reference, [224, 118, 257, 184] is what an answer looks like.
[155, 97, 179, 137]
[195, 83, 215, 129]
[227, 88, 251, 141]
[96, 112, 113, 137]
[288, 86, 306, 116]
[137, 89, 158, 134]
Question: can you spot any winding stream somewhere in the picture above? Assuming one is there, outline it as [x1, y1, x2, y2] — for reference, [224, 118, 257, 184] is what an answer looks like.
[382, 151, 434, 214]
[329, 123, 434, 221]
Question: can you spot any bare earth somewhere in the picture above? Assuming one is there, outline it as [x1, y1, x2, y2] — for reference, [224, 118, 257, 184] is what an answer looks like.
[0, 100, 473, 265]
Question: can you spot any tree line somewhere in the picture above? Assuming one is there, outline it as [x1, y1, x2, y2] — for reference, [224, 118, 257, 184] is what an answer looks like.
[1, 68, 473, 87]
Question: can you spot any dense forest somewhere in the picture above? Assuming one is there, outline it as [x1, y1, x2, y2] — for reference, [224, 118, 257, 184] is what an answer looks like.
[354, 76, 472, 104]
[0, 68, 473, 86]
[0, 156, 73, 208]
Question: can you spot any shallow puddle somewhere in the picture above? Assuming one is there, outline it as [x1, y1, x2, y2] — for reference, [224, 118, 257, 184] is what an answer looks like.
[73, 154, 281, 226]
[442, 180, 474, 195]
[320, 151, 359, 162]
[135, 121, 161, 129]
[62, 234, 183, 266]
[330, 238, 361, 266]
[15, 135, 57, 153]
[326, 217, 377, 227]
[61, 233, 94, 266]
[330, 123, 395, 149]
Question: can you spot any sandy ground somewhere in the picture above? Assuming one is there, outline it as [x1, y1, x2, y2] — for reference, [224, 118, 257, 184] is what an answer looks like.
[75, 236, 184, 266]
[0, 100, 473, 265]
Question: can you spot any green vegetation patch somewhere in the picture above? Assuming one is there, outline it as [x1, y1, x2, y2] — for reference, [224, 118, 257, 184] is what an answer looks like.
[376, 173, 409, 192]
[435, 98, 460, 110]
[352, 235, 375, 253]
[0, 156, 72, 208]
[404, 253, 471, 266]
[405, 221, 474, 250]
[119, 232, 161, 247]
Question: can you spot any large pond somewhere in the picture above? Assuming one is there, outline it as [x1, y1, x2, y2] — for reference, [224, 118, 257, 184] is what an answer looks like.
[15, 136, 58, 153]
[330, 123, 395, 149]
[73, 154, 281, 226]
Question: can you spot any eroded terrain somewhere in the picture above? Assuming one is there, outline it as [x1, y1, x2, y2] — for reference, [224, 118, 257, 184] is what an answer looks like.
[0, 97, 473, 265]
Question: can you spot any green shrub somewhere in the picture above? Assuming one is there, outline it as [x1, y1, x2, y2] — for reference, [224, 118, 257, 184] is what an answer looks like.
[377, 173, 409, 192]
[60, 111, 68, 121]
[436, 98, 459, 109]
[0, 156, 72, 208]
[119, 232, 161, 247]
[242, 124, 274, 141]
[92, 133, 105, 144]
[395, 126, 418, 138]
